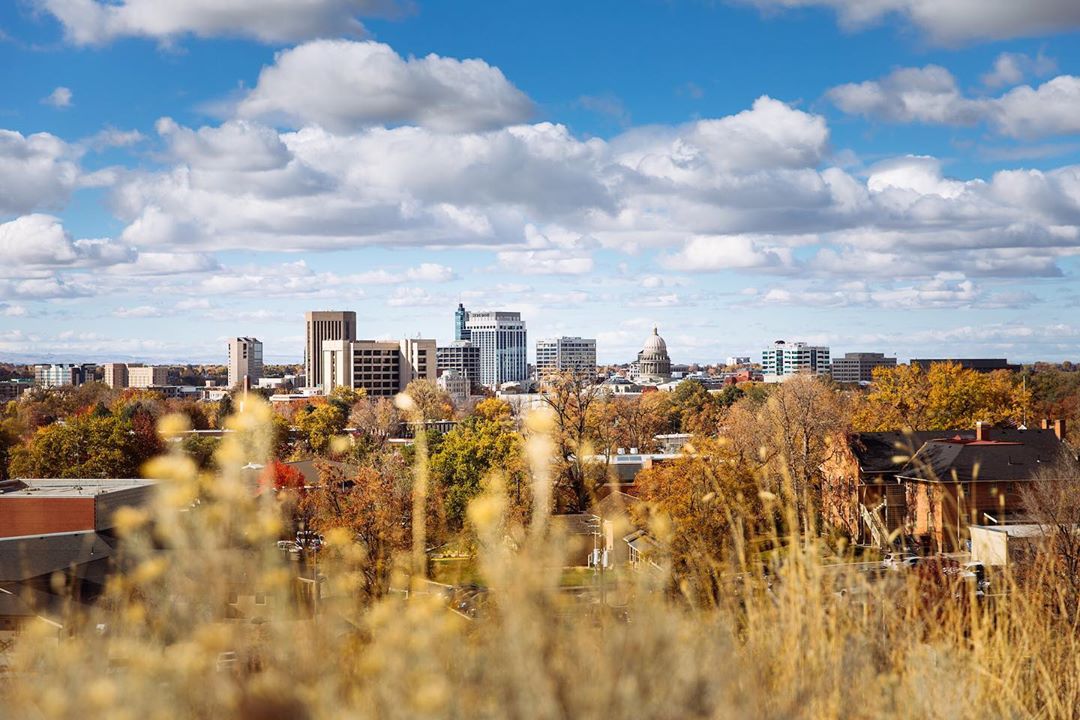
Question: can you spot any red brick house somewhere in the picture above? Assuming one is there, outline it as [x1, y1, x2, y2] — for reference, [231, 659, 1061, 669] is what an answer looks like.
[824, 421, 1072, 550]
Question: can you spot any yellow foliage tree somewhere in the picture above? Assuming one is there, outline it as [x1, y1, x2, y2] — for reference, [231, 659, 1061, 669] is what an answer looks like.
[854, 362, 1031, 431]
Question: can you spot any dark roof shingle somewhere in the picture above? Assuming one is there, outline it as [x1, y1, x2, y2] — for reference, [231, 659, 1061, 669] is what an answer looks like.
[897, 428, 1070, 483]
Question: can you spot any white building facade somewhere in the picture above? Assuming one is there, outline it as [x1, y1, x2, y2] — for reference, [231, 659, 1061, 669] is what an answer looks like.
[761, 340, 830, 381]
[34, 364, 92, 388]
[465, 311, 527, 388]
[633, 328, 672, 385]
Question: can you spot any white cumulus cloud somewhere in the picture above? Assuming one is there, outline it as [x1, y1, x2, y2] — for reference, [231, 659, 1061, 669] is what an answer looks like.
[0, 130, 79, 214]
[42, 86, 73, 108]
[38, 0, 409, 45]
[236, 40, 534, 133]
[829, 65, 1080, 139]
[741, 0, 1080, 45]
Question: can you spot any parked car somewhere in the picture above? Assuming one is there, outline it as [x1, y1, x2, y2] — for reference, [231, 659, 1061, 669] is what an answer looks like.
[882, 552, 921, 570]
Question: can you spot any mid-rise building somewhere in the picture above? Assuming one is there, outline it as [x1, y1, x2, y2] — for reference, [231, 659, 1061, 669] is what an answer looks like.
[305, 311, 357, 390]
[761, 341, 830, 381]
[0, 379, 33, 401]
[228, 337, 264, 389]
[466, 311, 527, 388]
[725, 356, 751, 367]
[437, 341, 481, 387]
[454, 303, 470, 342]
[103, 363, 129, 389]
[128, 365, 170, 389]
[830, 352, 897, 384]
[34, 364, 93, 388]
[536, 337, 597, 379]
[323, 338, 437, 397]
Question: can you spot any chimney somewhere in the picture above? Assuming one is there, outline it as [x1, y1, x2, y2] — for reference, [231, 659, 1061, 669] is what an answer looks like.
[976, 421, 988, 441]
[1041, 418, 1050, 430]
[1054, 419, 1066, 441]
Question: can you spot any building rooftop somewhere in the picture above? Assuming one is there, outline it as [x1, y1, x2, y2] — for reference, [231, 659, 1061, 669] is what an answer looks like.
[0, 530, 114, 583]
[897, 428, 1069, 483]
[968, 523, 1072, 539]
[0, 478, 154, 498]
[850, 431, 958, 475]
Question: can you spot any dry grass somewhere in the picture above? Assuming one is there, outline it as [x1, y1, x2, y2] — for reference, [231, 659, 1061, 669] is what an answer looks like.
[3, 400, 1079, 719]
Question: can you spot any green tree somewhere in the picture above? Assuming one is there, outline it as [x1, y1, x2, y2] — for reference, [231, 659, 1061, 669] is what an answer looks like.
[0, 404, 22, 481]
[430, 413, 529, 531]
[295, 402, 348, 455]
[669, 379, 725, 436]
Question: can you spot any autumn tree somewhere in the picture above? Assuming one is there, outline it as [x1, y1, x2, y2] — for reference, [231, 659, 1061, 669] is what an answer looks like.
[349, 397, 402, 458]
[9, 409, 163, 479]
[635, 437, 766, 604]
[719, 375, 848, 535]
[1017, 450, 1080, 620]
[403, 379, 454, 422]
[854, 362, 1031, 431]
[299, 454, 438, 596]
[541, 373, 607, 512]
[211, 395, 234, 429]
[668, 379, 725, 436]
[1024, 364, 1080, 445]
[603, 394, 670, 453]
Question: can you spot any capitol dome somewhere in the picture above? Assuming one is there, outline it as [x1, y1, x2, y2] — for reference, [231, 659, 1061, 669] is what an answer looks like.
[641, 327, 668, 357]
[635, 327, 672, 384]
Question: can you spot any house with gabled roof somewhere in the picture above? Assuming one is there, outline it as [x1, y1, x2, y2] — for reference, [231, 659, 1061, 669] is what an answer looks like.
[897, 422, 1073, 552]
[824, 421, 1073, 550]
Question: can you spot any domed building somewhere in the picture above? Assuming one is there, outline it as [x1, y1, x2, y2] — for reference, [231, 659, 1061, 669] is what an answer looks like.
[634, 327, 672, 384]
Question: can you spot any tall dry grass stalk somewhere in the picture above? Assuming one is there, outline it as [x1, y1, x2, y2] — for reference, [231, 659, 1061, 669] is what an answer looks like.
[2, 399, 1079, 719]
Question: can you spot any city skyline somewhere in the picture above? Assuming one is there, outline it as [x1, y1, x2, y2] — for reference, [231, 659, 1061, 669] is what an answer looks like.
[4, 2, 1080, 364]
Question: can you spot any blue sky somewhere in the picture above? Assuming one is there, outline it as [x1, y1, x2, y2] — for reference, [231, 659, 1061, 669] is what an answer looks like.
[3, 0, 1080, 365]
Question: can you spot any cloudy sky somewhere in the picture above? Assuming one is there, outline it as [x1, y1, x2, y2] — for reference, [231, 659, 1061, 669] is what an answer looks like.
[3, 0, 1080, 365]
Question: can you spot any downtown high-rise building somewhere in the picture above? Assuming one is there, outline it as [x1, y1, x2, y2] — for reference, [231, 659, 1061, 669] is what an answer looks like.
[454, 303, 470, 342]
[465, 311, 527, 388]
[228, 337, 264, 389]
[535, 337, 597, 379]
[305, 311, 356, 390]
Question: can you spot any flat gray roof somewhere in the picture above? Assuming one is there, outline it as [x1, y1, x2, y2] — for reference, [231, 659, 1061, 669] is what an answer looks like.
[2, 478, 155, 498]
